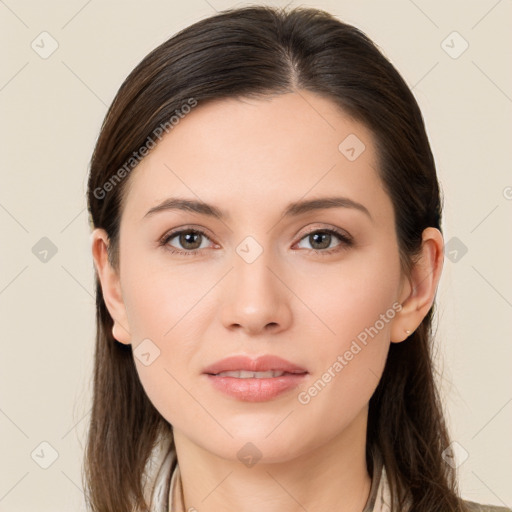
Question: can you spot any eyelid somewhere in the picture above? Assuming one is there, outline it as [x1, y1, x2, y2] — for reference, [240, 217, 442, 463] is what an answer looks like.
[158, 225, 217, 246]
[298, 224, 352, 241]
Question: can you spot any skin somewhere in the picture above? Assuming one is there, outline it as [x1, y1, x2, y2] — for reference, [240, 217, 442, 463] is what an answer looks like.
[91, 90, 444, 512]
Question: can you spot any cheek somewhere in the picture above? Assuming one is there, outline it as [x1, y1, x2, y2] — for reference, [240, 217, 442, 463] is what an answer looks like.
[120, 260, 209, 427]
[293, 285, 395, 444]
[293, 242, 401, 345]
[290, 246, 399, 419]
[290, 336, 388, 457]
[121, 257, 205, 341]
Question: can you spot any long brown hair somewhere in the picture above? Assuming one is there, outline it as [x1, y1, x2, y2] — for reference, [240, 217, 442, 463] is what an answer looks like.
[85, 6, 466, 511]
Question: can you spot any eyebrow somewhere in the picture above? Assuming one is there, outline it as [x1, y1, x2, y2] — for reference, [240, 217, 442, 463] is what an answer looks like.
[143, 196, 372, 221]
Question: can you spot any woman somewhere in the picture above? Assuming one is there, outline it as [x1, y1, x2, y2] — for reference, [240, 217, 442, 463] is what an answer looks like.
[85, 5, 510, 512]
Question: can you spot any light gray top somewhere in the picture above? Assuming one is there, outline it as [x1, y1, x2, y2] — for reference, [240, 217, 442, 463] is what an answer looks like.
[142, 435, 510, 512]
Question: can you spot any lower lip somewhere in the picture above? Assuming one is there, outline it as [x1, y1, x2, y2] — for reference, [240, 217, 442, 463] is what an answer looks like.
[205, 373, 308, 402]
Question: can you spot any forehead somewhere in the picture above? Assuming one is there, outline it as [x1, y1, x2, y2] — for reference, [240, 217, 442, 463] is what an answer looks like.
[121, 91, 393, 225]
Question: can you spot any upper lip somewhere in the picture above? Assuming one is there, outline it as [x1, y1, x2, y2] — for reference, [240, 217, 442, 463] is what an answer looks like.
[203, 355, 308, 375]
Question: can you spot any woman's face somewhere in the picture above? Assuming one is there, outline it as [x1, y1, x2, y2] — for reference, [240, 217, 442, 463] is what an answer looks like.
[105, 91, 411, 463]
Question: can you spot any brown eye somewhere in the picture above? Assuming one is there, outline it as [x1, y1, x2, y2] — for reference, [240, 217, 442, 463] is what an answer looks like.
[177, 231, 203, 250]
[161, 229, 212, 255]
[309, 232, 333, 250]
[296, 228, 353, 255]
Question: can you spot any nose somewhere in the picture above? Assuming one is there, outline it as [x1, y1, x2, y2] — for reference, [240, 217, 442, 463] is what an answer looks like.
[219, 246, 292, 336]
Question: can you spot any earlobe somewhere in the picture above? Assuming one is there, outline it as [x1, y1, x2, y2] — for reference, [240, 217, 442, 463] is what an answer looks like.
[390, 227, 444, 343]
[90, 228, 132, 345]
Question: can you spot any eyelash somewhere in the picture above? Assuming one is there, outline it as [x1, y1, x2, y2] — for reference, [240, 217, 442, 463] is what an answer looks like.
[158, 226, 353, 257]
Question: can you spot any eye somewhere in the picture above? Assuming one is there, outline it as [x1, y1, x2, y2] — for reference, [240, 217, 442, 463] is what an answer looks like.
[160, 228, 214, 256]
[295, 228, 353, 255]
[159, 226, 353, 257]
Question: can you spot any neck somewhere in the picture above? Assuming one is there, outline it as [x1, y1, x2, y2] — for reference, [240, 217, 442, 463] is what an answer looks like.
[172, 408, 372, 512]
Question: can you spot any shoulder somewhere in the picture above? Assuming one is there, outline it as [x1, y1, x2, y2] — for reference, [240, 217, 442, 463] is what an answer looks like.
[463, 500, 512, 512]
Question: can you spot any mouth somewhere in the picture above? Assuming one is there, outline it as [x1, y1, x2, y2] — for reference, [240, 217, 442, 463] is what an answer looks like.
[203, 355, 309, 402]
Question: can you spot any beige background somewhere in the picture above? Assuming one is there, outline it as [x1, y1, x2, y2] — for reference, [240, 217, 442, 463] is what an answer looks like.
[1, 0, 511, 510]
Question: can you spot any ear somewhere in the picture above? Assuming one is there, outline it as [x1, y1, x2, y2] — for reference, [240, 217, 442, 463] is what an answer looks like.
[390, 227, 444, 343]
[90, 228, 132, 345]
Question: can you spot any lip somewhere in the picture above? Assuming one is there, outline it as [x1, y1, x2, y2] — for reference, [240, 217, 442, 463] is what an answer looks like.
[203, 355, 308, 402]
[202, 355, 308, 375]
